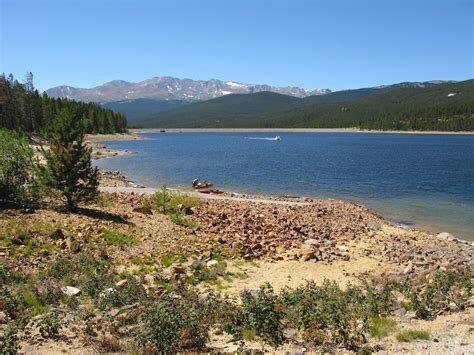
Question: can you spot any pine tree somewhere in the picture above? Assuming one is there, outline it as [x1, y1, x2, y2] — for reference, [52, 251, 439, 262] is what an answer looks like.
[38, 107, 98, 209]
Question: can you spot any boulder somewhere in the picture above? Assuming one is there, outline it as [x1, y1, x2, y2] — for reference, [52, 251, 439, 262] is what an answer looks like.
[304, 238, 320, 246]
[172, 264, 186, 274]
[61, 286, 81, 296]
[436, 232, 455, 241]
[207, 260, 219, 267]
[115, 279, 127, 287]
[132, 207, 153, 215]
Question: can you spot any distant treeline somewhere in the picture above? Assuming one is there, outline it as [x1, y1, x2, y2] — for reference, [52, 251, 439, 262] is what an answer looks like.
[245, 80, 474, 131]
[0, 73, 127, 134]
[133, 79, 474, 131]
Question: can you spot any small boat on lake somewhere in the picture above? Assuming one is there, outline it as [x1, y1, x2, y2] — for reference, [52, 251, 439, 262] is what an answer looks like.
[244, 136, 281, 141]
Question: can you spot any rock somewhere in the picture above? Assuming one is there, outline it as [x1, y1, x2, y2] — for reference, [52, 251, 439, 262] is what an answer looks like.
[337, 245, 350, 252]
[276, 246, 286, 254]
[448, 302, 460, 312]
[283, 328, 297, 339]
[367, 221, 382, 231]
[242, 288, 261, 298]
[207, 260, 219, 267]
[191, 260, 206, 270]
[403, 262, 414, 275]
[109, 308, 120, 317]
[304, 238, 320, 246]
[172, 264, 186, 274]
[436, 232, 455, 241]
[394, 307, 407, 317]
[132, 207, 153, 215]
[115, 279, 127, 287]
[299, 245, 316, 261]
[61, 286, 81, 296]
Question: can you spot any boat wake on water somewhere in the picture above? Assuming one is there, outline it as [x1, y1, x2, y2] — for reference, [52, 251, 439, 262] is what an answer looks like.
[244, 136, 281, 141]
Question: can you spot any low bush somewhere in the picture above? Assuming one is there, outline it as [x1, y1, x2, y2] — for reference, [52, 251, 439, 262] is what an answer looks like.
[137, 291, 213, 352]
[39, 313, 62, 339]
[223, 283, 284, 346]
[145, 186, 200, 226]
[0, 325, 20, 354]
[402, 268, 472, 319]
[0, 287, 20, 319]
[98, 279, 147, 311]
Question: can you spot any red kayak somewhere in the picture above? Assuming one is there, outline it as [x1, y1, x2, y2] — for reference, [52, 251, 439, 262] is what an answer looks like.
[199, 189, 224, 195]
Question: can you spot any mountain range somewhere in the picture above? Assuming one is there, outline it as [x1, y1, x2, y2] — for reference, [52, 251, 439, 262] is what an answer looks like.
[46, 76, 331, 102]
[127, 79, 473, 131]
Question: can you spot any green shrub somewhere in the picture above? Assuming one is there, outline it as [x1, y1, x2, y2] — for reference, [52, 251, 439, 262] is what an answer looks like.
[46, 257, 75, 279]
[396, 329, 430, 342]
[403, 268, 472, 319]
[0, 287, 20, 319]
[39, 313, 62, 339]
[0, 325, 20, 354]
[98, 279, 147, 310]
[280, 281, 369, 348]
[0, 128, 39, 205]
[224, 283, 284, 346]
[148, 186, 199, 216]
[137, 292, 211, 352]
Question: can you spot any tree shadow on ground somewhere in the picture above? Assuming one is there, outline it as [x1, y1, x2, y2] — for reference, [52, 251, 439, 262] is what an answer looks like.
[71, 207, 133, 225]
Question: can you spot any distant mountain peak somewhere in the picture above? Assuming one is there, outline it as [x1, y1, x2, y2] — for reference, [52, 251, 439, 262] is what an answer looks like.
[46, 76, 332, 102]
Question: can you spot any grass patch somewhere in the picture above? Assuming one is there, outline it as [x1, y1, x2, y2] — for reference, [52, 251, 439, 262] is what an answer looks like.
[99, 228, 138, 246]
[369, 317, 397, 339]
[144, 186, 201, 227]
[169, 213, 199, 228]
[131, 256, 156, 266]
[159, 254, 178, 268]
[95, 193, 114, 208]
[21, 290, 48, 315]
[396, 329, 430, 342]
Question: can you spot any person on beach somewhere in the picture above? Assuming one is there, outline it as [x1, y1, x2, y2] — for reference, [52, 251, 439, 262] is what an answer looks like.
[193, 178, 199, 188]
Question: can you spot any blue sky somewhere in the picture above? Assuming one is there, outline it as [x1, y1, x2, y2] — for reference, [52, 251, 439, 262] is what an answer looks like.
[1, 0, 472, 92]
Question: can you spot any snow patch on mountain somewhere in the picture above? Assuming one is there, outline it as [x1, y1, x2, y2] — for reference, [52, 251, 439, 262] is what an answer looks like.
[46, 76, 332, 103]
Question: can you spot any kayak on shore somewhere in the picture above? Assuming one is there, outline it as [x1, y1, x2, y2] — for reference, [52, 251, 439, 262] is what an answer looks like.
[199, 189, 224, 195]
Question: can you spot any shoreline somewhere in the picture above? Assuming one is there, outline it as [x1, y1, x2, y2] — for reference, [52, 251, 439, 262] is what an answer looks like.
[90, 134, 473, 243]
[86, 132, 146, 160]
[130, 128, 474, 135]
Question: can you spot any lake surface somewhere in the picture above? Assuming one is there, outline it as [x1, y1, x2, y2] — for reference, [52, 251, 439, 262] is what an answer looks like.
[95, 132, 474, 241]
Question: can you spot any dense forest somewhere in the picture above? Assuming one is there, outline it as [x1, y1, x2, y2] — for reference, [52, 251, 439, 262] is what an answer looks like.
[0, 73, 127, 134]
[132, 80, 474, 131]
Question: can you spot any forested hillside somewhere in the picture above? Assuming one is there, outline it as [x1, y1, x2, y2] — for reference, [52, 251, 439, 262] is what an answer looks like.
[235, 80, 474, 130]
[128, 91, 302, 128]
[0, 73, 127, 134]
[102, 98, 190, 120]
[134, 80, 473, 130]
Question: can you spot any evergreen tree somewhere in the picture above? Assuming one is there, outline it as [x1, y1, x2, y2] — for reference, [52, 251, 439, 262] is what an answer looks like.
[38, 107, 98, 209]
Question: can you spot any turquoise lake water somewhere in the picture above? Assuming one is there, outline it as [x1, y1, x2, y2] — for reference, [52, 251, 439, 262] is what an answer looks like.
[95, 132, 474, 241]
